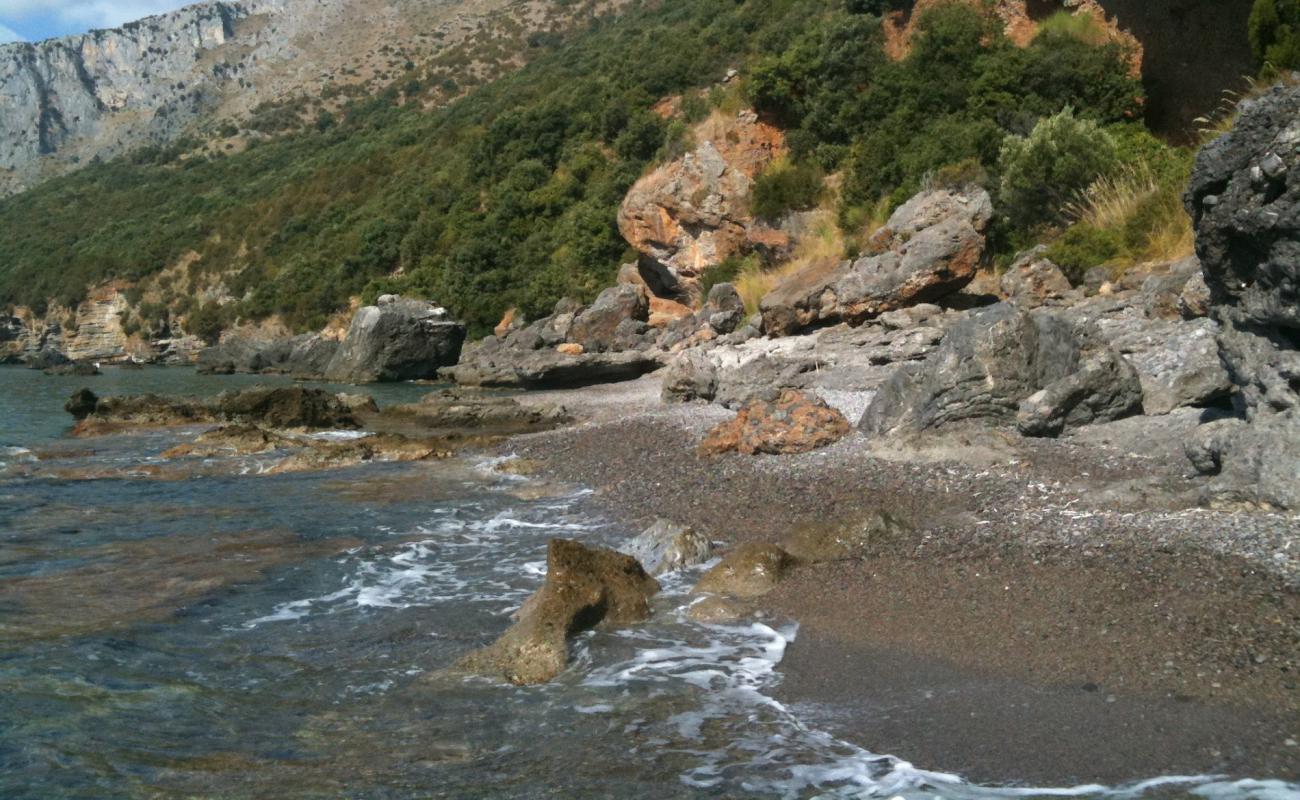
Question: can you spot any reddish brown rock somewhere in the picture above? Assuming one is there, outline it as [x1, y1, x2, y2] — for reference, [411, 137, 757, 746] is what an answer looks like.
[457, 539, 660, 685]
[617, 110, 787, 302]
[699, 390, 851, 456]
[556, 343, 585, 356]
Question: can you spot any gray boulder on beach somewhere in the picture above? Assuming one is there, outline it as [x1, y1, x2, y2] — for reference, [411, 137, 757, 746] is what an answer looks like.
[323, 298, 466, 383]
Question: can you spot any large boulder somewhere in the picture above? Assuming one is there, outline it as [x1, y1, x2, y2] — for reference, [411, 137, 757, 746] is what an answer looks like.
[1103, 318, 1232, 415]
[618, 110, 787, 301]
[197, 332, 339, 377]
[761, 187, 993, 335]
[699, 389, 851, 456]
[862, 303, 1141, 437]
[1000, 246, 1072, 307]
[1186, 414, 1300, 511]
[457, 539, 659, 685]
[445, 342, 661, 389]
[568, 284, 649, 353]
[323, 298, 465, 383]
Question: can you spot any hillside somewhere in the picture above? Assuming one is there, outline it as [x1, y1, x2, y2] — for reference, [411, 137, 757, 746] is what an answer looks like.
[0, 0, 625, 196]
[0, 0, 1255, 353]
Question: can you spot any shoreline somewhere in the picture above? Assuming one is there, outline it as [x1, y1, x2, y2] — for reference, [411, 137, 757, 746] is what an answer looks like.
[499, 373, 1300, 787]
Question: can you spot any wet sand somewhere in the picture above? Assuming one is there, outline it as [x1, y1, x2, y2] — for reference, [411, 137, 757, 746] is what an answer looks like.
[504, 375, 1300, 787]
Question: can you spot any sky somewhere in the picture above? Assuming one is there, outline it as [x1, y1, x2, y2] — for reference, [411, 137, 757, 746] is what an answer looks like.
[0, 1, 191, 43]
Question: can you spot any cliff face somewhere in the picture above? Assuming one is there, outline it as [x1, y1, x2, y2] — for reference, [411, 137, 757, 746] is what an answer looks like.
[0, 0, 588, 196]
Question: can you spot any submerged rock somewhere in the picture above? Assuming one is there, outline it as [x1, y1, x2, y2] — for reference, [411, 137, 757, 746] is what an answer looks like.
[457, 539, 659, 685]
[619, 519, 713, 576]
[699, 390, 851, 456]
[692, 542, 794, 598]
[66, 386, 360, 433]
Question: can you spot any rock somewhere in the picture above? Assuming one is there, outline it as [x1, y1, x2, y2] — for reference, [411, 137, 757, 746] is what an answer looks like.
[1104, 318, 1232, 415]
[704, 282, 746, 334]
[699, 389, 851, 456]
[64, 388, 99, 420]
[197, 332, 339, 377]
[781, 511, 909, 563]
[335, 393, 379, 414]
[1186, 413, 1300, 511]
[687, 596, 753, 623]
[1186, 84, 1300, 336]
[446, 342, 661, 389]
[692, 542, 793, 598]
[457, 539, 659, 685]
[215, 386, 360, 430]
[323, 298, 466, 383]
[493, 308, 524, 338]
[567, 285, 649, 353]
[1016, 349, 1143, 437]
[380, 390, 570, 434]
[1140, 257, 1201, 320]
[660, 349, 719, 403]
[761, 187, 993, 335]
[860, 304, 1080, 435]
[69, 386, 359, 432]
[620, 519, 714, 576]
[556, 343, 585, 356]
[1178, 271, 1211, 318]
[1001, 246, 1071, 307]
[162, 424, 289, 458]
[24, 348, 71, 371]
[648, 296, 694, 328]
[617, 110, 787, 301]
[44, 362, 101, 376]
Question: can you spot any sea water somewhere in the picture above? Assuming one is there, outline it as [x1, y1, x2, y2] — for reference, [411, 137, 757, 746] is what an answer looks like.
[0, 365, 1295, 799]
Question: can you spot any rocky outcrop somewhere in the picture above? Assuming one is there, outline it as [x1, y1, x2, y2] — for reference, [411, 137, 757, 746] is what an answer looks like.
[699, 389, 851, 456]
[1183, 84, 1300, 509]
[861, 303, 1140, 437]
[457, 539, 659, 685]
[567, 285, 650, 353]
[378, 390, 570, 435]
[761, 187, 993, 335]
[692, 542, 793, 598]
[322, 297, 465, 383]
[618, 110, 787, 301]
[1001, 246, 1072, 308]
[66, 385, 359, 432]
[619, 520, 713, 576]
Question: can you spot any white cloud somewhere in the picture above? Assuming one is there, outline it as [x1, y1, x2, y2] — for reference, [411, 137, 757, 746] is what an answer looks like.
[0, 22, 23, 43]
[0, 1, 190, 32]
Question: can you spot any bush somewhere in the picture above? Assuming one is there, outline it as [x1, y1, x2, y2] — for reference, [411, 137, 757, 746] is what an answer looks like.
[1250, 0, 1300, 72]
[750, 159, 823, 220]
[1044, 224, 1123, 284]
[998, 109, 1118, 231]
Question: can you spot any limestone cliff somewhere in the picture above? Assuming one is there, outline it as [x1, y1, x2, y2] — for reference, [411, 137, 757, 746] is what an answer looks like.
[0, 0, 618, 196]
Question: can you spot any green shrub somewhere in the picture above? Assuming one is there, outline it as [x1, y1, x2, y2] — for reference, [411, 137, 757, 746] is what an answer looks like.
[998, 109, 1118, 231]
[185, 301, 228, 345]
[1250, 0, 1300, 72]
[1044, 224, 1123, 284]
[750, 159, 823, 220]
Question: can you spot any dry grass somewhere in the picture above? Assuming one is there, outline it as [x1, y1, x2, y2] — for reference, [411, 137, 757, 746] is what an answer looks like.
[1063, 164, 1195, 266]
[734, 209, 845, 314]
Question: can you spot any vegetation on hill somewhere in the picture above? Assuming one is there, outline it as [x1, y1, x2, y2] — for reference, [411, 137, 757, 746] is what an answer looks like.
[0, 0, 1189, 337]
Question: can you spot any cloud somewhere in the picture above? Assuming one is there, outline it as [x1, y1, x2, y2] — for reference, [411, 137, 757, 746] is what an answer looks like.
[0, 22, 23, 43]
[0, 1, 189, 35]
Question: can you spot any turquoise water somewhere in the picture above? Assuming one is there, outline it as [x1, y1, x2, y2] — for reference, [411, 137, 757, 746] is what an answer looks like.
[0, 366, 1295, 799]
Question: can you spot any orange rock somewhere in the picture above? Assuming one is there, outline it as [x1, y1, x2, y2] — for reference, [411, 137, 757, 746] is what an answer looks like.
[647, 296, 694, 328]
[556, 343, 584, 356]
[699, 390, 851, 457]
[494, 308, 520, 338]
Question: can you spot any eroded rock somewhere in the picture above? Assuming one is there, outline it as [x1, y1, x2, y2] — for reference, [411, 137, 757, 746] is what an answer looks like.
[619, 519, 713, 576]
[457, 539, 659, 685]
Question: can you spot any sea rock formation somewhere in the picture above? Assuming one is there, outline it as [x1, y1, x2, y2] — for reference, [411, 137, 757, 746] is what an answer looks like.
[457, 538, 659, 685]
[1183, 83, 1300, 509]
[66, 385, 360, 432]
[761, 187, 993, 335]
[699, 389, 851, 456]
[197, 331, 339, 377]
[618, 110, 787, 301]
[323, 297, 465, 383]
